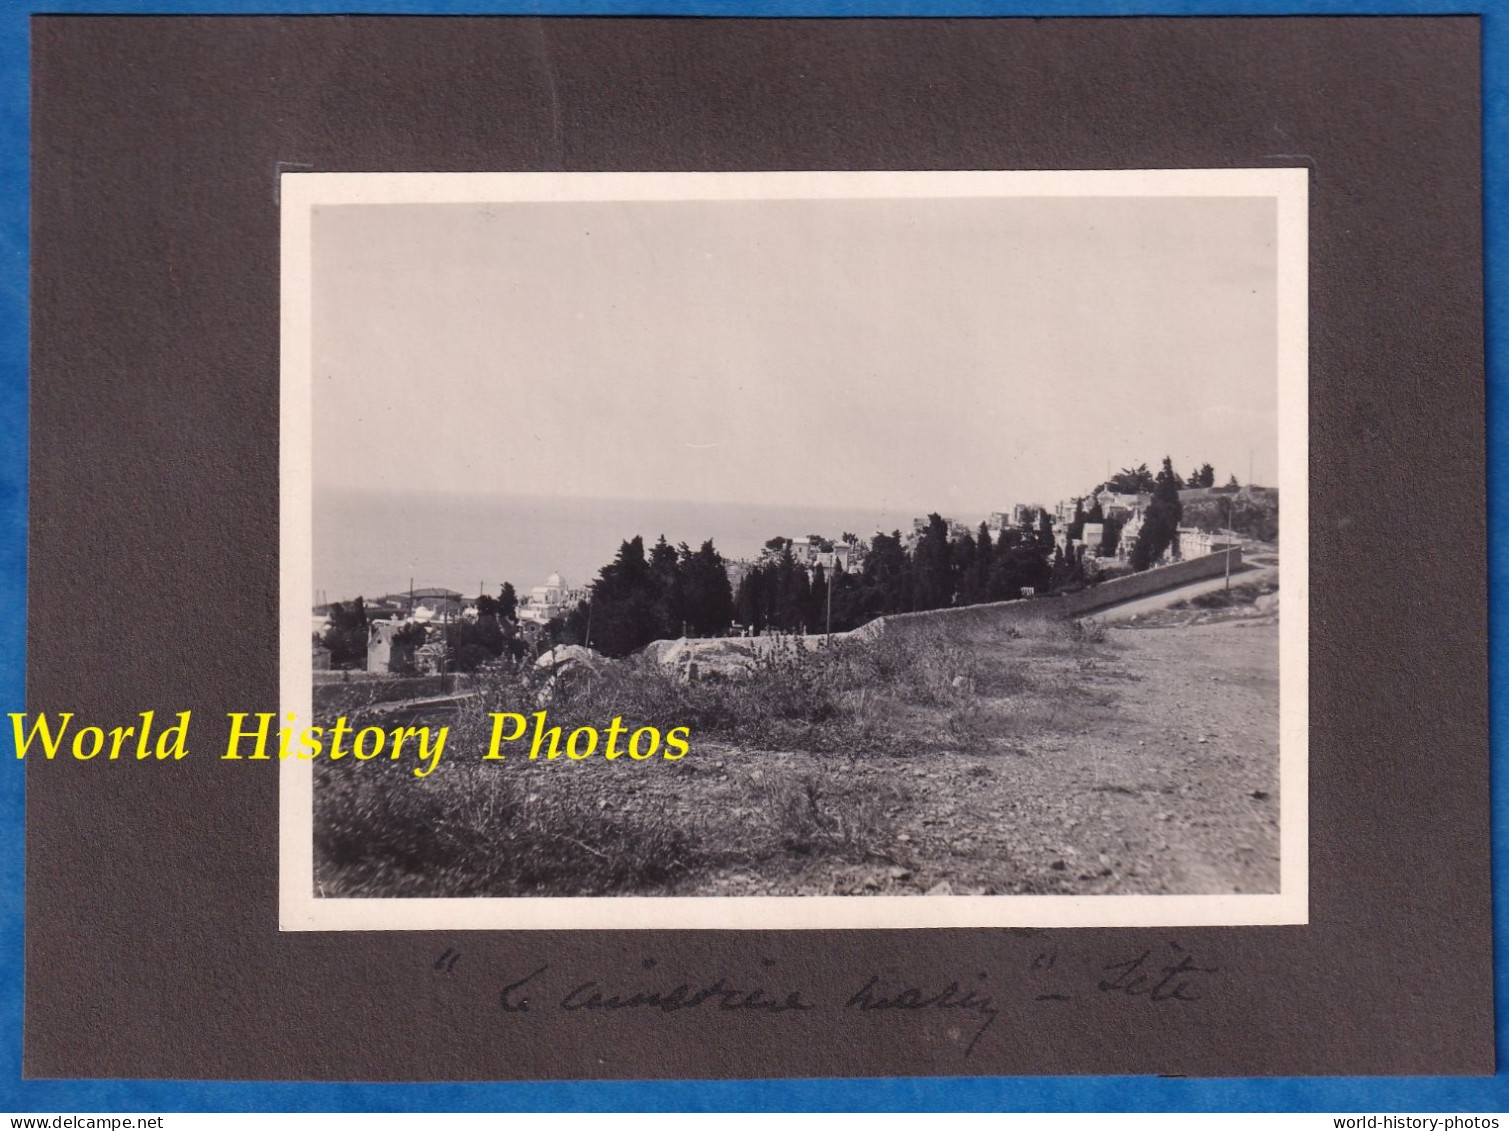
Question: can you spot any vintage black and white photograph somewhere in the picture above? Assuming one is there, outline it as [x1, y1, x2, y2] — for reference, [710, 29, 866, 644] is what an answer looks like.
[279, 170, 1307, 930]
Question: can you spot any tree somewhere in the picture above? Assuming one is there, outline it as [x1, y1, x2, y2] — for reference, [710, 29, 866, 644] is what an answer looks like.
[1107, 463, 1156, 494]
[393, 622, 427, 649]
[1129, 456, 1184, 570]
[971, 522, 995, 604]
[680, 539, 735, 637]
[445, 615, 505, 672]
[496, 617, 527, 661]
[1186, 463, 1216, 489]
[808, 563, 829, 634]
[583, 536, 663, 656]
[1226, 473, 1240, 488]
[995, 536, 1051, 598]
[735, 565, 767, 635]
[986, 518, 1051, 599]
[911, 514, 953, 611]
[385, 621, 428, 676]
[598, 535, 651, 598]
[1049, 543, 1086, 591]
[321, 598, 369, 668]
[545, 603, 590, 649]
[775, 546, 811, 631]
[952, 532, 979, 605]
[826, 560, 867, 631]
[648, 535, 685, 637]
[1099, 516, 1124, 557]
[1068, 497, 1086, 541]
[1036, 508, 1054, 549]
[498, 581, 519, 622]
[863, 530, 911, 615]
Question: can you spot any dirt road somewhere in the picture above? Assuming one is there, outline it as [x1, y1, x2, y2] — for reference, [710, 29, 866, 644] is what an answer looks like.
[1089, 565, 1279, 624]
[672, 600, 1281, 898]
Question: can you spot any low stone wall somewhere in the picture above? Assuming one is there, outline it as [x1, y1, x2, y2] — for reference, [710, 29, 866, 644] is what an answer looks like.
[851, 593, 1058, 639]
[1064, 549, 1243, 616]
[645, 550, 1247, 663]
[860, 549, 1243, 638]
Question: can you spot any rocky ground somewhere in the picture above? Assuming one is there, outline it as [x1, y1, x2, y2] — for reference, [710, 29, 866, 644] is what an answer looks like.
[660, 596, 1280, 897]
[315, 574, 1281, 899]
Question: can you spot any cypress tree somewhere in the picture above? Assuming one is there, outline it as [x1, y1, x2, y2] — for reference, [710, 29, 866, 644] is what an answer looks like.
[1129, 456, 1184, 571]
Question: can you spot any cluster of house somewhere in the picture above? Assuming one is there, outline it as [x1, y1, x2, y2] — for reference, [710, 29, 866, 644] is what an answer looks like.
[1048, 487, 1231, 562]
[314, 574, 596, 675]
[717, 489, 1233, 596]
[910, 486, 1232, 566]
[785, 536, 861, 573]
[311, 586, 469, 675]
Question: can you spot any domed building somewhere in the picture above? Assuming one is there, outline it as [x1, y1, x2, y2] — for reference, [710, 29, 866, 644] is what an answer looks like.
[519, 572, 579, 625]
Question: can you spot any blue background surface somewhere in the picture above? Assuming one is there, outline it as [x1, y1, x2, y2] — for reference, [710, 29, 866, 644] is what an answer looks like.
[0, 0, 1502, 1113]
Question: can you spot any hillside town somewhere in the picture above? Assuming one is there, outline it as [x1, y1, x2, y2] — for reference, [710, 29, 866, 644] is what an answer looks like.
[313, 460, 1277, 679]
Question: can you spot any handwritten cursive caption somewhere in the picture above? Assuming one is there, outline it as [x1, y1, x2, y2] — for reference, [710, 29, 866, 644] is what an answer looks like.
[432, 942, 1217, 1059]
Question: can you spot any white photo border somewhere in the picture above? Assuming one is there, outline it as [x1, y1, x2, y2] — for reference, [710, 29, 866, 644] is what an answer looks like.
[279, 168, 1308, 931]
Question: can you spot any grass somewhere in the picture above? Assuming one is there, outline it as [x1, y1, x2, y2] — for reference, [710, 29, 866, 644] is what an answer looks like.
[1188, 581, 1268, 609]
[756, 773, 908, 860]
[312, 607, 1122, 898]
[1168, 579, 1275, 613]
[315, 755, 699, 897]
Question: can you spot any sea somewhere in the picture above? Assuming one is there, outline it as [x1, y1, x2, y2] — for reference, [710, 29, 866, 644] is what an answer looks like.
[313, 487, 930, 605]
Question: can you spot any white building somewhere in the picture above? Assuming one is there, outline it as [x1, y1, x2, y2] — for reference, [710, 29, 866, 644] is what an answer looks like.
[1097, 490, 1147, 517]
[1177, 526, 1220, 558]
[518, 572, 582, 626]
[367, 619, 422, 675]
[790, 536, 824, 566]
[814, 544, 859, 573]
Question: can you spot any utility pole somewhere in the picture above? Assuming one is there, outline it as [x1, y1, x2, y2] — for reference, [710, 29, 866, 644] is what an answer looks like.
[438, 589, 449, 694]
[1225, 495, 1234, 592]
[825, 560, 834, 646]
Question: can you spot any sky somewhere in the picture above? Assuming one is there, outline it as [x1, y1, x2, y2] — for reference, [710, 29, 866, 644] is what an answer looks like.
[311, 194, 1278, 516]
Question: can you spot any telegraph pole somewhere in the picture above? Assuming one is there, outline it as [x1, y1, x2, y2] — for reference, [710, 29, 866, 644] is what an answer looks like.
[1225, 495, 1234, 592]
[825, 560, 834, 645]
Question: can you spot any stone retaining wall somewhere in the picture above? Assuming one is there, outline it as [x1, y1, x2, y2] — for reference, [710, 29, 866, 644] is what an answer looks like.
[859, 549, 1244, 638]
